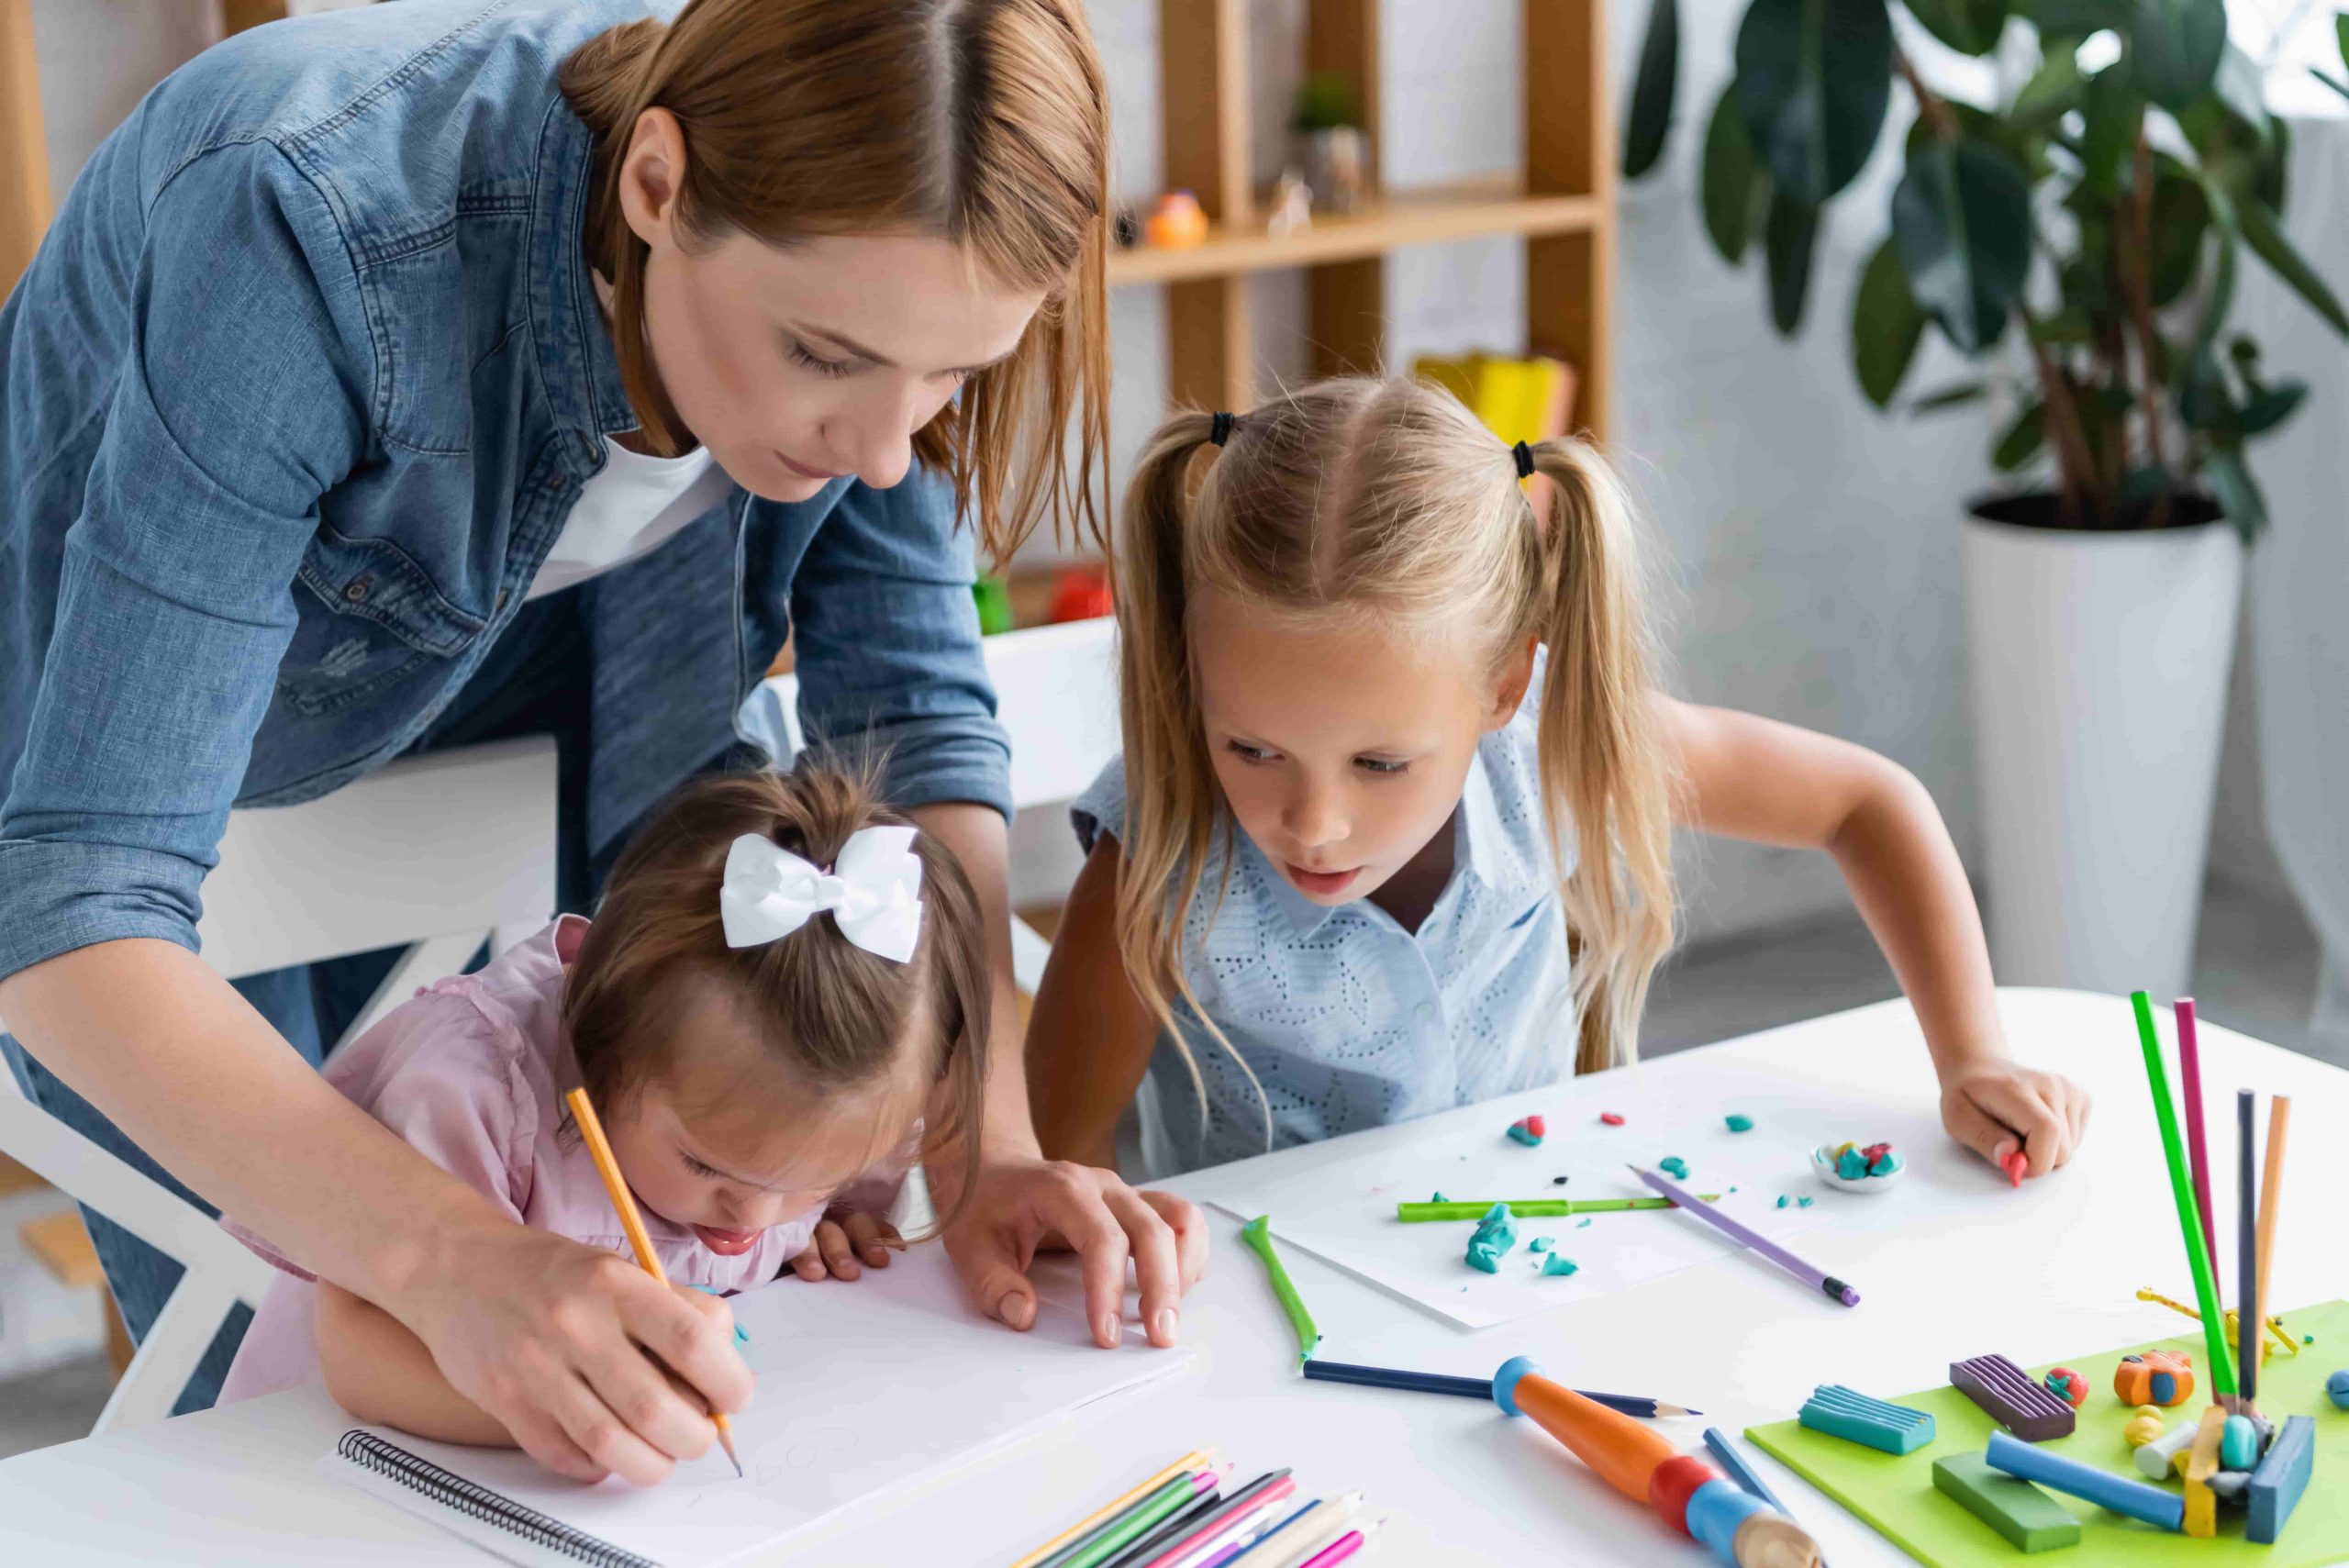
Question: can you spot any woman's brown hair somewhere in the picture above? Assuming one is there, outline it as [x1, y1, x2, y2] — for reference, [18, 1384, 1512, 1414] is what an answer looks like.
[563, 765, 992, 1235]
[560, 0, 1111, 561]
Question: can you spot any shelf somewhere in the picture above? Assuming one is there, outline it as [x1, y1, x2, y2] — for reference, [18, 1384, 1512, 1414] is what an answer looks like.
[1105, 178, 1605, 286]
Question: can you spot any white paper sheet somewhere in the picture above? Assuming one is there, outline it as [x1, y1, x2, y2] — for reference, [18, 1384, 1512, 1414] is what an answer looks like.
[321, 1248, 1197, 1567]
[1182, 1062, 1918, 1329]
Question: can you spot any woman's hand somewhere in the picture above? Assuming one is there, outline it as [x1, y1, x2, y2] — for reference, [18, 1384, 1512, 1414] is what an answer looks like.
[1940, 1060, 2093, 1177]
[387, 1220, 751, 1486]
[788, 1208, 905, 1282]
[941, 1156, 1208, 1351]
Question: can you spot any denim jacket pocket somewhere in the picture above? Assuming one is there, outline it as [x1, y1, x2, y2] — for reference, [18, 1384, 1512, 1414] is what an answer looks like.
[278, 524, 487, 717]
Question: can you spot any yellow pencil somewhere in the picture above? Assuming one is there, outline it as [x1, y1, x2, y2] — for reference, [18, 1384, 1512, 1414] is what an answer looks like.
[1005, 1448, 1217, 1568]
[564, 1085, 743, 1477]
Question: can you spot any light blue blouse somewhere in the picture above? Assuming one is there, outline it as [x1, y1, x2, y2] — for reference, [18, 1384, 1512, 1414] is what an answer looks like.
[1071, 665, 1577, 1174]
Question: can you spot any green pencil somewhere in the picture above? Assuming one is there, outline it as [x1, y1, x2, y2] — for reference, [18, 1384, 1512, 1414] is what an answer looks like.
[1240, 1215, 1321, 1364]
[1051, 1471, 1212, 1568]
[1396, 1195, 1722, 1222]
[2132, 990, 2236, 1396]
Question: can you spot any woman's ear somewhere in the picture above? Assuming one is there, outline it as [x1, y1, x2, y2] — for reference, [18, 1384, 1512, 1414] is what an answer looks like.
[618, 107, 689, 250]
[1487, 635, 1538, 730]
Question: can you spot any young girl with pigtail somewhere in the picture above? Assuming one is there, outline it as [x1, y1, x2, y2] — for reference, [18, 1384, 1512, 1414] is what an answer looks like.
[1027, 376, 2090, 1181]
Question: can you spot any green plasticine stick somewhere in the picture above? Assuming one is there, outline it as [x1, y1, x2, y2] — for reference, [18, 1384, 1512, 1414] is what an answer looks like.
[1240, 1215, 1321, 1363]
[2132, 990, 2236, 1396]
[1397, 1195, 1721, 1222]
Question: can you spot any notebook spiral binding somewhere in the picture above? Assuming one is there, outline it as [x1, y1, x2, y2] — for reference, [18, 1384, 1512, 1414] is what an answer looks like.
[337, 1429, 659, 1568]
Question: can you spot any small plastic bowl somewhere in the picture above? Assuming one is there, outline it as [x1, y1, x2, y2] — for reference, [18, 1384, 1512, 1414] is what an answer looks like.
[1813, 1142, 1905, 1195]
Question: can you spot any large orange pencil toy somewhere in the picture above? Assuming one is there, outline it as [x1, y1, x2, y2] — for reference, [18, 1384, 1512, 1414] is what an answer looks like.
[1492, 1358, 1820, 1568]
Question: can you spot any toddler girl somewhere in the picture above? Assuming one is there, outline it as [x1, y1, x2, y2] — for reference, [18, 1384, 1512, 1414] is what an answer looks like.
[1028, 377, 2088, 1179]
[219, 764, 989, 1451]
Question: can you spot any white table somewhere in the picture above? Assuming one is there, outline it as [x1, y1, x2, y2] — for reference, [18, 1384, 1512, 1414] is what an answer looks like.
[5, 990, 2343, 1565]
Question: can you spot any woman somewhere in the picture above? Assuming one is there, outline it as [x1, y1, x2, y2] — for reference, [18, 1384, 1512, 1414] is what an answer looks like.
[0, 0, 1201, 1485]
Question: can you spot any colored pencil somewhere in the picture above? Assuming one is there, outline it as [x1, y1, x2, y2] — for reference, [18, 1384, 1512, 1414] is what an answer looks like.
[1095, 1473, 1252, 1568]
[1296, 1525, 1375, 1568]
[1396, 1195, 1720, 1222]
[1056, 1472, 1221, 1568]
[1230, 1496, 1360, 1568]
[1221, 1496, 1348, 1566]
[1299, 1357, 1697, 1417]
[1240, 1218, 1321, 1364]
[562, 1086, 740, 1477]
[2256, 1096, 2290, 1338]
[2130, 991, 2235, 1396]
[2177, 999, 2221, 1284]
[1629, 1165, 1858, 1306]
[1703, 1427, 1791, 1515]
[1192, 1502, 1301, 1568]
[2239, 1090, 2260, 1403]
[1127, 1473, 1296, 1568]
[1008, 1451, 1217, 1568]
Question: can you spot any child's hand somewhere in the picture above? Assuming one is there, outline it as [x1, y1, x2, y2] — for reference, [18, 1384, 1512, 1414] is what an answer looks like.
[1939, 1060, 2093, 1177]
[789, 1208, 904, 1282]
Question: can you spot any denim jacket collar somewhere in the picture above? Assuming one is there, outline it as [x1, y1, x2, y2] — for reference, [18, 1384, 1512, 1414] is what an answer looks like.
[528, 96, 638, 455]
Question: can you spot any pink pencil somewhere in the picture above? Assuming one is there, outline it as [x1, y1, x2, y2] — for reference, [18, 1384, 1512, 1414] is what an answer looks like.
[2176, 998, 2221, 1291]
[1134, 1477, 1297, 1568]
[1296, 1518, 1382, 1567]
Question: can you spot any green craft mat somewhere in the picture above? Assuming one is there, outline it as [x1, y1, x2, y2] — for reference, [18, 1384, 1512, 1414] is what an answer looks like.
[1746, 1299, 2349, 1567]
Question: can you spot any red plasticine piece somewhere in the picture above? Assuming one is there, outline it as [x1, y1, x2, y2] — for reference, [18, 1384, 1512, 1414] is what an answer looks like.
[1524, 1115, 1546, 1138]
[2001, 1151, 2027, 1187]
[1600, 1112, 1626, 1126]
[1647, 1453, 1717, 1535]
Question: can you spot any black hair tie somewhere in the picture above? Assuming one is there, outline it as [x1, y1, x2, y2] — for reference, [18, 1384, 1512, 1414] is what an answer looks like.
[1209, 410, 1237, 447]
[1513, 439, 1535, 480]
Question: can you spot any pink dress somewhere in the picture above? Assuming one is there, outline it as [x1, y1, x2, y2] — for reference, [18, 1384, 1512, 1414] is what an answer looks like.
[217, 915, 899, 1405]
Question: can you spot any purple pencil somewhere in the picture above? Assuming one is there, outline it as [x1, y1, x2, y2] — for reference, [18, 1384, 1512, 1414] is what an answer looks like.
[1629, 1164, 1860, 1307]
[2176, 998, 2221, 1291]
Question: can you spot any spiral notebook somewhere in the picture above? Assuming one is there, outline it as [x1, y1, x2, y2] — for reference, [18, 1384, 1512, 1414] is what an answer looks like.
[320, 1251, 1197, 1567]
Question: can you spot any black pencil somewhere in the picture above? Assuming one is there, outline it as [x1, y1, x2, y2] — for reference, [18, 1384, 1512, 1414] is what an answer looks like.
[1300, 1357, 1698, 1417]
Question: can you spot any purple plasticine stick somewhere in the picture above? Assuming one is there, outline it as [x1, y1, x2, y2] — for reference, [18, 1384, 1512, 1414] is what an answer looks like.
[1629, 1164, 1859, 1306]
[1952, 1353, 2077, 1441]
[2176, 998, 2221, 1287]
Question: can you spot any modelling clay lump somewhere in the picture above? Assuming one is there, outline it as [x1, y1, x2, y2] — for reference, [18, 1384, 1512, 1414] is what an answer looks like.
[2113, 1351, 2195, 1407]
[2327, 1368, 2349, 1409]
[1530, 1236, 1554, 1253]
[2247, 1416, 2314, 1545]
[2123, 1410, 2166, 1448]
[2221, 1415, 2258, 1471]
[1508, 1115, 1546, 1146]
[1798, 1385, 1936, 1454]
[1541, 1254, 1578, 1277]
[1932, 1453, 2080, 1552]
[2043, 1367, 2087, 1407]
[1465, 1200, 1519, 1273]
[1952, 1354, 2077, 1441]
[1724, 1114, 1753, 1132]
[1658, 1156, 1690, 1179]
[1599, 1112, 1625, 1126]
[2135, 1418, 2199, 1480]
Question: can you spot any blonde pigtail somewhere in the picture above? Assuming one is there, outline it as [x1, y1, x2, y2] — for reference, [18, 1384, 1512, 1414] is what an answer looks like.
[1526, 439, 1678, 1076]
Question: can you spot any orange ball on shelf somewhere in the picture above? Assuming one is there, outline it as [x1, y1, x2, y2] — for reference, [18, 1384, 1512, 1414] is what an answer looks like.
[1144, 191, 1208, 250]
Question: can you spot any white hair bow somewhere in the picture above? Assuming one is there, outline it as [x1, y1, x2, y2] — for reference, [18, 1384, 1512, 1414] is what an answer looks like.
[718, 826, 925, 963]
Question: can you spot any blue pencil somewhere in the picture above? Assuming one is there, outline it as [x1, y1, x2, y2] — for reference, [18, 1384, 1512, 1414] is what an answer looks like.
[1703, 1427, 1791, 1514]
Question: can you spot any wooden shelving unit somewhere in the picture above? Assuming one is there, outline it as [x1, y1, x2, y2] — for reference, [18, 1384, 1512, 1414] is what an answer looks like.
[1129, 0, 1615, 443]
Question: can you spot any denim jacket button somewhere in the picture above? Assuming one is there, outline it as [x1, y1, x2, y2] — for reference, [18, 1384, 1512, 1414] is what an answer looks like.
[342, 577, 371, 603]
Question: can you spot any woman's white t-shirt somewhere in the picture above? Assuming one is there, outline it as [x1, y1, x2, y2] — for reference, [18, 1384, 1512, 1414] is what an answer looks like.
[525, 439, 731, 601]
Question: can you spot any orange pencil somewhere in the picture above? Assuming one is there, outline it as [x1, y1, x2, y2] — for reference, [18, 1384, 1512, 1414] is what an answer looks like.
[564, 1085, 743, 1477]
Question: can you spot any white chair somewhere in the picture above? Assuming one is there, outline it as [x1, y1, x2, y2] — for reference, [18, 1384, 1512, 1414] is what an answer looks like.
[744, 616, 1122, 993]
[0, 735, 558, 1431]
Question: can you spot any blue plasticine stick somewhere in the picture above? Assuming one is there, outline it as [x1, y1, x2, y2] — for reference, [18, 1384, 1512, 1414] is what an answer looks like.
[1704, 1428, 1791, 1514]
[2247, 1416, 2314, 1545]
[1985, 1431, 2184, 1531]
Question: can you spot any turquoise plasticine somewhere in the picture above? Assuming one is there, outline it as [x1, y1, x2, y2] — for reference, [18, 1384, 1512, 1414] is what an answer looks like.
[1798, 1385, 1936, 1454]
[1541, 1254, 1578, 1276]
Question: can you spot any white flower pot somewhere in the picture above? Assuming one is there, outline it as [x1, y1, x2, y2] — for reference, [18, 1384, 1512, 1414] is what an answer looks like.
[1961, 509, 2243, 998]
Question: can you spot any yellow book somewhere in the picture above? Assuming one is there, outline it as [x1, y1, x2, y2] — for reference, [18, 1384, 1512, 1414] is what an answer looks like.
[1411, 351, 1576, 445]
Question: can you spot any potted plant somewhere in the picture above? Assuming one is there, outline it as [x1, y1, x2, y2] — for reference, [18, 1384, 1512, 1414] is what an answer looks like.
[1619, 0, 2349, 996]
[1294, 68, 1368, 215]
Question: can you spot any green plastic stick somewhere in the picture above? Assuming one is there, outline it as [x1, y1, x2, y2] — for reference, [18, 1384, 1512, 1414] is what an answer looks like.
[2132, 990, 2236, 1396]
[1396, 1195, 1721, 1222]
[1239, 1215, 1321, 1364]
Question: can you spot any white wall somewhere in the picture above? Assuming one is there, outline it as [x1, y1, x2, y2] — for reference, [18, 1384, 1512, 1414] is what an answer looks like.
[25, 0, 2280, 934]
